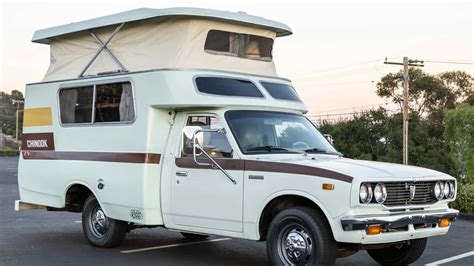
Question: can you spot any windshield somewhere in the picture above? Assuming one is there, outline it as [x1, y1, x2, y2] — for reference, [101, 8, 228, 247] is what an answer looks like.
[225, 111, 339, 155]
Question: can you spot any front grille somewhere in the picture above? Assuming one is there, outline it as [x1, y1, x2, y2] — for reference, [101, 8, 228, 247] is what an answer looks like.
[383, 181, 438, 206]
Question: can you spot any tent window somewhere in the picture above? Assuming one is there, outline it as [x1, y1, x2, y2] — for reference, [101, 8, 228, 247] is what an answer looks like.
[261, 82, 302, 102]
[204, 30, 273, 61]
[59, 81, 134, 125]
[196, 77, 264, 98]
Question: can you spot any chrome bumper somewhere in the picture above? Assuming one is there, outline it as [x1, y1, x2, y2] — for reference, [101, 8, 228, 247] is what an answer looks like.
[341, 209, 459, 231]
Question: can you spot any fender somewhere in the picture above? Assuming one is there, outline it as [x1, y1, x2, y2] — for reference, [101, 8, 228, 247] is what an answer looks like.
[255, 189, 338, 240]
[63, 180, 106, 215]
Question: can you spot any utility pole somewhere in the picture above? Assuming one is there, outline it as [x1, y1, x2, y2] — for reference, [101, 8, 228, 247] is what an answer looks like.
[402, 57, 409, 165]
[13, 100, 24, 141]
[384, 57, 424, 165]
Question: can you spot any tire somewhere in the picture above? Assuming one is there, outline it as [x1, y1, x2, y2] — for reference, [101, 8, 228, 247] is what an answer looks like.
[367, 238, 427, 265]
[180, 232, 210, 240]
[266, 207, 337, 266]
[82, 195, 127, 248]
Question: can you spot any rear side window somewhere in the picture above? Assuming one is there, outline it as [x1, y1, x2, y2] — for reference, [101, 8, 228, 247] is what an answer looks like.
[204, 30, 273, 61]
[59, 86, 93, 124]
[195, 77, 264, 98]
[261, 82, 301, 102]
[95, 82, 134, 123]
[59, 81, 134, 125]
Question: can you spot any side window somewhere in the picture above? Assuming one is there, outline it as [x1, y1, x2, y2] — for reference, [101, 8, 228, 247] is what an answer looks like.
[59, 81, 134, 125]
[261, 82, 301, 102]
[59, 86, 94, 124]
[195, 77, 264, 98]
[182, 115, 233, 159]
[95, 82, 134, 122]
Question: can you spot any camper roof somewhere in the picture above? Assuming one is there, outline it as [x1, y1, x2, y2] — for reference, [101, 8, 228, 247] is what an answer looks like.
[32, 7, 292, 44]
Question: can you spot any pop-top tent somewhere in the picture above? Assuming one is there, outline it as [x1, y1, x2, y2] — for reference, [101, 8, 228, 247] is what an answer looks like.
[32, 8, 293, 82]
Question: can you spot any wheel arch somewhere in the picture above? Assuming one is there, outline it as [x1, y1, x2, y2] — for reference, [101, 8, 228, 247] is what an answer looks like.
[257, 190, 336, 241]
[63, 181, 100, 213]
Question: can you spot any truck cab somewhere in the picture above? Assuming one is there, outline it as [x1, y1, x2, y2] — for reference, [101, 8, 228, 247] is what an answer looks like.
[17, 8, 458, 265]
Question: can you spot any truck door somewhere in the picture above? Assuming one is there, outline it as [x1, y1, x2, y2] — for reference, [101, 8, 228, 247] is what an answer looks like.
[171, 114, 244, 232]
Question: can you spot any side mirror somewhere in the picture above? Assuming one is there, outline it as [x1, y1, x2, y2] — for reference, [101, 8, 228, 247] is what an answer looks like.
[182, 126, 204, 146]
[181, 126, 236, 184]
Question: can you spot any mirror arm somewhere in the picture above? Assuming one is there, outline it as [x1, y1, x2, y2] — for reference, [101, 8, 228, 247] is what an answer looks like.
[192, 129, 237, 185]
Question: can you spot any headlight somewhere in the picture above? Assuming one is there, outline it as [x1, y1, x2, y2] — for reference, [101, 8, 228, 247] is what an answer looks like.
[434, 181, 444, 200]
[448, 181, 455, 199]
[360, 183, 373, 204]
[374, 183, 387, 203]
[443, 181, 450, 199]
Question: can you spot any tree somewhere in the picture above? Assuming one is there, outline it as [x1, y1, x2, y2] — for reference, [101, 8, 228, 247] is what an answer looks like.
[0, 90, 24, 137]
[444, 105, 474, 182]
[376, 69, 472, 116]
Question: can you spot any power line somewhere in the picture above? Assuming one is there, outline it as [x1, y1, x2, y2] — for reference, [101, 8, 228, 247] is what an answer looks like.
[423, 60, 474, 65]
[290, 59, 384, 78]
[307, 102, 391, 114]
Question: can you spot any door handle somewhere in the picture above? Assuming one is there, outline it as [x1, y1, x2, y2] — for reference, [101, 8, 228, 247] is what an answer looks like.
[176, 171, 188, 177]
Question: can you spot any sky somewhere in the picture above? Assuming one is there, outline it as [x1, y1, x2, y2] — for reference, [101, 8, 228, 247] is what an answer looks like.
[1, 0, 473, 116]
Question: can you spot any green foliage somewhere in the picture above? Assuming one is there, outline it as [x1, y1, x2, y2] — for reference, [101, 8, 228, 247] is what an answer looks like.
[319, 109, 457, 175]
[0, 149, 20, 156]
[320, 70, 472, 179]
[451, 182, 474, 214]
[444, 105, 474, 183]
[0, 90, 24, 137]
[376, 69, 472, 115]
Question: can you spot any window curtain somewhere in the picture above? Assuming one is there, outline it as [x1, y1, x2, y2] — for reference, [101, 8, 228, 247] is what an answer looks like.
[229, 33, 245, 57]
[60, 89, 78, 123]
[119, 83, 134, 121]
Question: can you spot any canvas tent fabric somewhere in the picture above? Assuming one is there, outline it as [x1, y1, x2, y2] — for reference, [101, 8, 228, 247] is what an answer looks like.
[35, 8, 292, 82]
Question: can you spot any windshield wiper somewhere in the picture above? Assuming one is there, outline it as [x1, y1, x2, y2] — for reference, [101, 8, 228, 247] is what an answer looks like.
[304, 148, 341, 156]
[246, 146, 299, 153]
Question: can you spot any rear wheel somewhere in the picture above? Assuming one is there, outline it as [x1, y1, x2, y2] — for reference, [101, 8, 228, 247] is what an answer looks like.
[180, 232, 209, 240]
[367, 238, 427, 265]
[82, 195, 127, 248]
[266, 207, 337, 265]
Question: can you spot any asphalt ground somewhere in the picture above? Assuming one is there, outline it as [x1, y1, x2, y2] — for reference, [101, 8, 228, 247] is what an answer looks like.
[1, 156, 473, 265]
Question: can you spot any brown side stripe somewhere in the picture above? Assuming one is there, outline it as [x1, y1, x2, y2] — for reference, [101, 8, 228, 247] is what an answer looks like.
[244, 160, 353, 183]
[22, 151, 161, 164]
[175, 157, 353, 183]
[175, 157, 245, 170]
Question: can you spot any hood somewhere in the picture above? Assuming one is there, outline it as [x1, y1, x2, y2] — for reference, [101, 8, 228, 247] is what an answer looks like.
[257, 155, 448, 181]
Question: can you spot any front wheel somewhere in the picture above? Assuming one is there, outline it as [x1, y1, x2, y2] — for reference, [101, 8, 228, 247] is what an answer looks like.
[367, 238, 427, 265]
[266, 207, 337, 265]
[82, 195, 127, 248]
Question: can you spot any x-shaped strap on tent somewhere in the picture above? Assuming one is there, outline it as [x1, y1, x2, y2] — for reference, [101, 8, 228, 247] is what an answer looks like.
[79, 23, 128, 77]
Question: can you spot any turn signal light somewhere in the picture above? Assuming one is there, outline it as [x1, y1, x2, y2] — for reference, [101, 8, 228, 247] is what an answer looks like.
[438, 218, 450, 228]
[322, 183, 334, 190]
[366, 225, 382, 235]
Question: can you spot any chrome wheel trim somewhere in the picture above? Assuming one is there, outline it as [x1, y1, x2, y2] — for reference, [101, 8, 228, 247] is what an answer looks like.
[89, 204, 109, 238]
[277, 224, 314, 265]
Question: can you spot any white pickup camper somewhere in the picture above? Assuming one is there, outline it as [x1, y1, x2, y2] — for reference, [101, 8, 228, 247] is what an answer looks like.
[17, 8, 459, 265]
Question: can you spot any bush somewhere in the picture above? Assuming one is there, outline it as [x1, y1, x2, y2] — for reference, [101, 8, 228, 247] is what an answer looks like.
[451, 182, 474, 214]
[0, 149, 20, 156]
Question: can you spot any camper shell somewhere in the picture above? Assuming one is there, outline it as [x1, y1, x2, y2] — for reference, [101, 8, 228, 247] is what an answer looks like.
[17, 8, 458, 265]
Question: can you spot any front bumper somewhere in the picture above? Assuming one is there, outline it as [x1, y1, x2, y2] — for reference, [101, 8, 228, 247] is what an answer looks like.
[341, 209, 459, 231]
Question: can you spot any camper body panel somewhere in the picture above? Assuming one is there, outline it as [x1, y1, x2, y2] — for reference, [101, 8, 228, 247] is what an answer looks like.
[18, 73, 176, 225]
[18, 70, 305, 227]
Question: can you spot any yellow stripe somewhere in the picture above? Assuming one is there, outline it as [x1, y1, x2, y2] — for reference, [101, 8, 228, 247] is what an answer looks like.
[23, 107, 53, 127]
